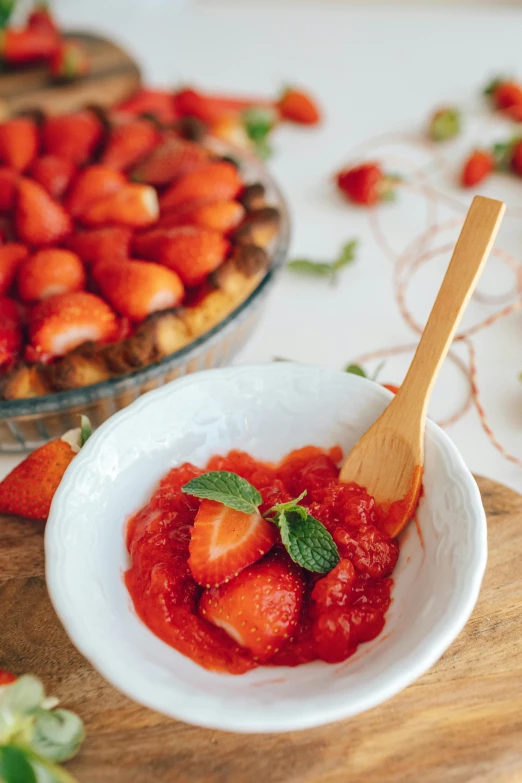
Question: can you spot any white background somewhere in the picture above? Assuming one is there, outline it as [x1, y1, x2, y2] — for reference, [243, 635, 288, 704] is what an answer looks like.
[3, 1, 522, 495]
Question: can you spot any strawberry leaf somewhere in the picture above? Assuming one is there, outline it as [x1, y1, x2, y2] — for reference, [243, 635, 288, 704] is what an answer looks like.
[79, 416, 92, 447]
[345, 363, 366, 377]
[287, 239, 357, 282]
[273, 508, 340, 573]
[182, 471, 262, 514]
[0, 746, 37, 783]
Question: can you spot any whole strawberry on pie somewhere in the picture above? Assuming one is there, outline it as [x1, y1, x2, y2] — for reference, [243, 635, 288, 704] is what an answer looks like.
[0, 105, 281, 402]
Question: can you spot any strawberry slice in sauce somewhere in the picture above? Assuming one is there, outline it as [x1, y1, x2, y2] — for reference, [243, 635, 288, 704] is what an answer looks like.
[188, 499, 277, 586]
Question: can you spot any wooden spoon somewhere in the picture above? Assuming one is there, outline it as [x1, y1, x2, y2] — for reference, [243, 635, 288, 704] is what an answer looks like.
[339, 195, 505, 537]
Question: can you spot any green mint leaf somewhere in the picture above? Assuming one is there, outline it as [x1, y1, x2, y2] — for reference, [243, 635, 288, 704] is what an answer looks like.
[345, 363, 367, 377]
[182, 471, 262, 514]
[266, 490, 307, 518]
[31, 709, 85, 763]
[0, 746, 37, 783]
[275, 509, 339, 573]
[287, 259, 335, 277]
[79, 416, 92, 447]
[333, 240, 358, 271]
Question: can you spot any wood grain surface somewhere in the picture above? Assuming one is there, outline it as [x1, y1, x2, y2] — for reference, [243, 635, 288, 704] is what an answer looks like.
[0, 32, 140, 118]
[1, 476, 521, 783]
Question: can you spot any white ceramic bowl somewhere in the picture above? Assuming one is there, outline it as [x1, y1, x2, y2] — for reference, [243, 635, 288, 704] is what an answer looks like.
[45, 364, 487, 733]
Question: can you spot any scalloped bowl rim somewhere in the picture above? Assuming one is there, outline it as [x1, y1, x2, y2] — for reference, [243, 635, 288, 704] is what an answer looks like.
[45, 364, 487, 732]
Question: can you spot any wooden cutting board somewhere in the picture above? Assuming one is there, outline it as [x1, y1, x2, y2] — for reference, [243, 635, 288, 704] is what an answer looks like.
[1, 475, 521, 783]
[0, 31, 140, 118]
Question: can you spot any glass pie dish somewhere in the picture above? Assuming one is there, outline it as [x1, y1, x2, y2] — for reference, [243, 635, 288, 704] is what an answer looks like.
[0, 145, 290, 452]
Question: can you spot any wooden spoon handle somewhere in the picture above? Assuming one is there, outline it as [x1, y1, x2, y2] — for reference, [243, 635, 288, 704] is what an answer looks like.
[391, 195, 505, 423]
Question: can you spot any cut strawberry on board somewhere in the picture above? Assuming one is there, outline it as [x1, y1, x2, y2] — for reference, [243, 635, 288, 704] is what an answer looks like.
[65, 225, 132, 266]
[29, 290, 117, 358]
[16, 178, 72, 246]
[50, 39, 90, 81]
[30, 155, 76, 199]
[159, 161, 242, 211]
[188, 498, 278, 586]
[0, 117, 39, 173]
[0, 243, 29, 295]
[131, 136, 211, 186]
[96, 259, 184, 321]
[0, 25, 59, 64]
[41, 110, 103, 164]
[65, 165, 126, 218]
[18, 248, 86, 302]
[0, 416, 92, 520]
[101, 118, 162, 171]
[81, 183, 158, 227]
[200, 552, 304, 660]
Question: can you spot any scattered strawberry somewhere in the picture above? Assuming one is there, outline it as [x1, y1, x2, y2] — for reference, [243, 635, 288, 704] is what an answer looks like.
[0, 670, 17, 685]
[277, 86, 321, 125]
[81, 183, 158, 228]
[160, 161, 242, 212]
[188, 498, 278, 586]
[0, 166, 18, 212]
[65, 165, 126, 218]
[200, 552, 304, 661]
[158, 199, 245, 233]
[30, 155, 76, 198]
[0, 117, 39, 173]
[428, 106, 461, 142]
[28, 3, 59, 35]
[0, 26, 59, 64]
[96, 259, 184, 321]
[50, 39, 90, 81]
[174, 87, 272, 124]
[42, 110, 103, 164]
[461, 149, 494, 187]
[18, 248, 86, 302]
[337, 162, 395, 205]
[131, 136, 211, 185]
[133, 225, 229, 286]
[16, 177, 72, 246]
[116, 88, 178, 124]
[0, 242, 29, 294]
[0, 420, 89, 520]
[65, 225, 132, 266]
[29, 290, 117, 357]
[101, 118, 161, 171]
[0, 295, 22, 367]
[485, 77, 522, 119]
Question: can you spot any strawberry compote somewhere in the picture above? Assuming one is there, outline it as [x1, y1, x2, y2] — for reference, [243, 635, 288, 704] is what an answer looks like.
[124, 446, 401, 674]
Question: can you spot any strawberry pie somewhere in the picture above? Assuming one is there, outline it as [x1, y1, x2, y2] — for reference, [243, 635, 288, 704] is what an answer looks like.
[124, 446, 401, 673]
[0, 108, 281, 400]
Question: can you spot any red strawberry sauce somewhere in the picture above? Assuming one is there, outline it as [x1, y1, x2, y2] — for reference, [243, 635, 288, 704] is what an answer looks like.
[124, 446, 401, 674]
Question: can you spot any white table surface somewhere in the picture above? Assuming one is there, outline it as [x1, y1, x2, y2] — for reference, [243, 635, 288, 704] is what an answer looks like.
[3, 1, 522, 495]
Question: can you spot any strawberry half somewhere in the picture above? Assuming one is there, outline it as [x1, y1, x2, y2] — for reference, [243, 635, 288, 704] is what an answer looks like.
[16, 177, 72, 246]
[18, 248, 86, 302]
[101, 117, 162, 171]
[96, 259, 184, 321]
[158, 199, 245, 234]
[131, 136, 211, 186]
[116, 88, 178, 124]
[200, 552, 304, 660]
[160, 161, 242, 212]
[65, 225, 132, 266]
[30, 155, 76, 199]
[81, 183, 159, 228]
[0, 243, 29, 295]
[0, 117, 39, 173]
[29, 290, 117, 358]
[0, 296, 22, 367]
[188, 498, 278, 586]
[65, 165, 126, 218]
[42, 110, 103, 165]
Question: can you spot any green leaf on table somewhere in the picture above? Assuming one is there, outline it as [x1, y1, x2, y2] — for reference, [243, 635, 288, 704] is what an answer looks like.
[182, 471, 262, 515]
[31, 709, 85, 763]
[273, 508, 340, 573]
[0, 746, 37, 783]
[345, 363, 367, 377]
[287, 240, 358, 282]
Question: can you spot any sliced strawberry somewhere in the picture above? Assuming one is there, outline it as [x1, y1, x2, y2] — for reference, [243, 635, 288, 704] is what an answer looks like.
[0, 117, 39, 173]
[0, 243, 29, 295]
[30, 155, 76, 199]
[0, 296, 22, 367]
[42, 110, 103, 164]
[188, 499, 277, 586]
[160, 161, 242, 212]
[65, 165, 126, 218]
[0, 167, 18, 213]
[0, 436, 76, 520]
[200, 552, 304, 660]
[101, 118, 162, 171]
[81, 183, 158, 228]
[158, 199, 245, 234]
[65, 225, 132, 266]
[116, 88, 178, 124]
[50, 39, 90, 81]
[96, 259, 184, 321]
[133, 225, 229, 286]
[131, 136, 211, 185]
[16, 178, 72, 246]
[29, 290, 117, 358]
[18, 248, 86, 302]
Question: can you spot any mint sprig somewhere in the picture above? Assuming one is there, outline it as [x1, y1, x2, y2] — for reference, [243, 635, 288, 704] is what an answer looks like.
[287, 240, 358, 283]
[182, 472, 339, 573]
